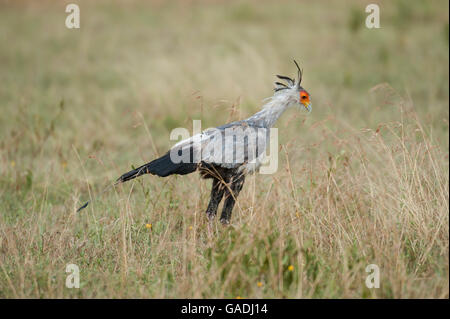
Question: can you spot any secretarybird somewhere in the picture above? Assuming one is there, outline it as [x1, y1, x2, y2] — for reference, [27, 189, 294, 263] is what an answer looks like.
[77, 60, 311, 224]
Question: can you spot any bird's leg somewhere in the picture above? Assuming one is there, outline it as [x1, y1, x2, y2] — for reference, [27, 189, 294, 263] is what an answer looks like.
[220, 174, 245, 224]
[205, 178, 226, 221]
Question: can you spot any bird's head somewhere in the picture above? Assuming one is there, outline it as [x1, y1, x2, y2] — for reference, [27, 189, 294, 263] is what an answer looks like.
[274, 60, 311, 112]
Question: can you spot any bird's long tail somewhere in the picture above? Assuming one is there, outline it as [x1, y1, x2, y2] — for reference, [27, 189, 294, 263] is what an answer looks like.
[76, 152, 197, 212]
[117, 152, 198, 182]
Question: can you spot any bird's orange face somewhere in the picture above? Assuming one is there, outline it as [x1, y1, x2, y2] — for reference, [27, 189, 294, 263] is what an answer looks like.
[299, 89, 311, 112]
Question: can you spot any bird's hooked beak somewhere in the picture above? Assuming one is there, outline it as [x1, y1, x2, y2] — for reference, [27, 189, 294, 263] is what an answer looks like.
[303, 101, 312, 113]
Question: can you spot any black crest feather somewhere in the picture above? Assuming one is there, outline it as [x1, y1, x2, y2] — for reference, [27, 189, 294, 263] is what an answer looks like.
[274, 60, 303, 92]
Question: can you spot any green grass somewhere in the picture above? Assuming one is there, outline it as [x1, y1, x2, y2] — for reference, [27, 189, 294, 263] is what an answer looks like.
[0, 0, 448, 298]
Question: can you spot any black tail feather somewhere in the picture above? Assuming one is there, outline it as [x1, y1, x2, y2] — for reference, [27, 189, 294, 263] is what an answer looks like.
[76, 201, 89, 212]
[117, 152, 198, 183]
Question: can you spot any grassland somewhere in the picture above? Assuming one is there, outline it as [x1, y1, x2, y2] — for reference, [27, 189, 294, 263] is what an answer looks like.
[0, 0, 448, 298]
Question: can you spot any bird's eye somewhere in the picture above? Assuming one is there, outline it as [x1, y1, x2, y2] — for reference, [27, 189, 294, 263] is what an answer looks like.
[302, 95, 308, 99]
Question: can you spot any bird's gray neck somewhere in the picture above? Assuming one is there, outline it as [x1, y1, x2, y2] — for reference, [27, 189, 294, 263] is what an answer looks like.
[246, 92, 296, 128]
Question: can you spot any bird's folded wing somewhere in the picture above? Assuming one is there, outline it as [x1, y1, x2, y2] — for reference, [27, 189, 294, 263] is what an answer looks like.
[169, 122, 268, 169]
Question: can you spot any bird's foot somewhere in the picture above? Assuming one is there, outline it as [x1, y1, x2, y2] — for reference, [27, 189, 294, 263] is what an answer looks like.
[206, 211, 216, 222]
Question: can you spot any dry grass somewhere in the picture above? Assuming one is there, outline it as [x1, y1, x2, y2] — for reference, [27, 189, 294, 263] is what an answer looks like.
[0, 0, 448, 298]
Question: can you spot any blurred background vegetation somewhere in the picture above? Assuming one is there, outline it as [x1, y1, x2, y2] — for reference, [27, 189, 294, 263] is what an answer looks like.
[0, 0, 448, 298]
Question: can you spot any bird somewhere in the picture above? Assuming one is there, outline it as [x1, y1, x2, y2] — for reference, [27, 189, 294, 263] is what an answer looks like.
[77, 60, 311, 224]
